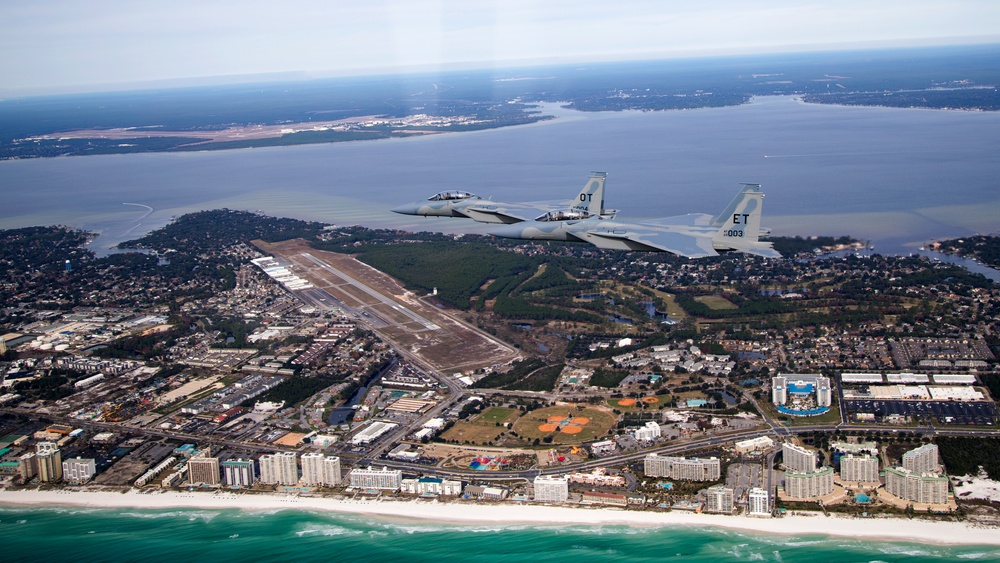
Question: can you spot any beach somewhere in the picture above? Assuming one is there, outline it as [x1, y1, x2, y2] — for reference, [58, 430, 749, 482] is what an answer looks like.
[1, 488, 996, 547]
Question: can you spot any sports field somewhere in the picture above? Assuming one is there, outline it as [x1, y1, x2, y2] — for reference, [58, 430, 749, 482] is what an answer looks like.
[513, 405, 616, 444]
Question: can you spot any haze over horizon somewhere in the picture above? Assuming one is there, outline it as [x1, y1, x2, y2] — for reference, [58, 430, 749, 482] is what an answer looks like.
[3, 0, 1000, 97]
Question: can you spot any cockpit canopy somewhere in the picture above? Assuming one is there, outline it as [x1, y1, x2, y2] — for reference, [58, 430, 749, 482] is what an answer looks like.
[429, 191, 476, 201]
[535, 209, 593, 222]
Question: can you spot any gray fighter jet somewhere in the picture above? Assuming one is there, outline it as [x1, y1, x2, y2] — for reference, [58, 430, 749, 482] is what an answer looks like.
[391, 172, 611, 224]
[488, 183, 780, 259]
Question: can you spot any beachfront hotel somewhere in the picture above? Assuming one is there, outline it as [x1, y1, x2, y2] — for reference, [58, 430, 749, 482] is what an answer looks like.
[62, 457, 96, 483]
[259, 452, 298, 486]
[17, 452, 36, 482]
[187, 454, 221, 486]
[348, 466, 403, 490]
[747, 487, 771, 517]
[882, 443, 948, 505]
[840, 453, 880, 483]
[222, 458, 256, 488]
[884, 467, 949, 505]
[704, 486, 735, 514]
[300, 453, 341, 487]
[401, 477, 463, 496]
[36, 442, 62, 483]
[644, 454, 721, 481]
[533, 475, 569, 502]
[784, 466, 834, 499]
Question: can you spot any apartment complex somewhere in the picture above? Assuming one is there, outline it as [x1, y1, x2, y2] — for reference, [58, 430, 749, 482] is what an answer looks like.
[259, 452, 299, 486]
[704, 486, 735, 514]
[840, 454, 879, 483]
[301, 453, 341, 487]
[533, 475, 569, 502]
[781, 443, 818, 474]
[884, 467, 949, 505]
[644, 454, 721, 481]
[348, 466, 403, 490]
[784, 466, 834, 499]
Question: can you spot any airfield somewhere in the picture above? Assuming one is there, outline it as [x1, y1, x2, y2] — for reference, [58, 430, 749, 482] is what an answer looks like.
[254, 239, 519, 376]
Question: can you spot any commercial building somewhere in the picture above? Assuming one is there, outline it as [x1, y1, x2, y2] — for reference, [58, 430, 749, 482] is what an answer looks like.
[902, 444, 940, 474]
[633, 421, 662, 441]
[734, 436, 774, 455]
[781, 443, 818, 474]
[222, 459, 256, 488]
[784, 466, 834, 499]
[884, 467, 949, 505]
[259, 452, 299, 486]
[187, 455, 221, 486]
[351, 421, 398, 445]
[840, 454, 879, 483]
[644, 454, 721, 481]
[747, 487, 771, 517]
[533, 475, 569, 502]
[704, 486, 735, 514]
[301, 453, 341, 487]
[589, 440, 616, 455]
[62, 457, 97, 483]
[348, 466, 403, 490]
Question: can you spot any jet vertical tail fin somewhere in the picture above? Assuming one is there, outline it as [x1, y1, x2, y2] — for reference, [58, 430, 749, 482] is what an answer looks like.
[710, 183, 781, 258]
[569, 172, 607, 215]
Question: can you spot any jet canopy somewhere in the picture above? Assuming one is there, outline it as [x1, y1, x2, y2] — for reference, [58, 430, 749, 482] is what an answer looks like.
[535, 209, 594, 222]
[428, 191, 476, 201]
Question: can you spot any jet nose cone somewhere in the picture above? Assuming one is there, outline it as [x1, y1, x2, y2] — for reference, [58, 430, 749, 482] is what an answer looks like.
[391, 203, 419, 215]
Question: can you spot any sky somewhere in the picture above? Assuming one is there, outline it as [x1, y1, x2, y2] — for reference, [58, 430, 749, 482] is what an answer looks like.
[3, 0, 999, 96]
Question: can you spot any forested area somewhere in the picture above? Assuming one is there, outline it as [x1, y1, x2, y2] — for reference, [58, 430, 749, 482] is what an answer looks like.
[471, 358, 564, 392]
[937, 437, 1000, 480]
[121, 209, 326, 252]
[348, 241, 538, 310]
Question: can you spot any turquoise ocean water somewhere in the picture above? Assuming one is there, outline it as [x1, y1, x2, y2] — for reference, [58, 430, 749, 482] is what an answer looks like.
[0, 506, 997, 562]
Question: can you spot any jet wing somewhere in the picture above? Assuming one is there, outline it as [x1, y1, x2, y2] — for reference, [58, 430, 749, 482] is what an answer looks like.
[463, 205, 536, 224]
[581, 213, 718, 257]
[583, 229, 719, 257]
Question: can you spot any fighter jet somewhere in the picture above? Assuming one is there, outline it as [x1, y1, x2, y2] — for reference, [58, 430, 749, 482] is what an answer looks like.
[488, 183, 780, 259]
[391, 172, 611, 224]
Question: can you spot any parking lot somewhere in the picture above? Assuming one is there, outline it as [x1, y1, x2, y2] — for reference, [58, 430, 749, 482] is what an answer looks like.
[845, 399, 999, 426]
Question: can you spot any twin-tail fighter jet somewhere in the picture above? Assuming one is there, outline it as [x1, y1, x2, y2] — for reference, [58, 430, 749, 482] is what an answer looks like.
[391, 172, 611, 224]
[488, 183, 781, 259]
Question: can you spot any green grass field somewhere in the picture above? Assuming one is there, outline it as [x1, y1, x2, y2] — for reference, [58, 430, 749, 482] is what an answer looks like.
[694, 295, 738, 310]
[440, 422, 505, 444]
[475, 406, 520, 426]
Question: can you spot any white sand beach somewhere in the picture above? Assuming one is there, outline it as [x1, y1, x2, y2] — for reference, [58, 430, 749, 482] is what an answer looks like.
[1, 488, 997, 546]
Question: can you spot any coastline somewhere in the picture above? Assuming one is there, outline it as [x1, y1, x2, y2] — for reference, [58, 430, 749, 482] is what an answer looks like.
[1, 488, 997, 546]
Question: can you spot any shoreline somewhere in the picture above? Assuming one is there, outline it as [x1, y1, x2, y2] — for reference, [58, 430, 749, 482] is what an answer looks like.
[1, 488, 998, 546]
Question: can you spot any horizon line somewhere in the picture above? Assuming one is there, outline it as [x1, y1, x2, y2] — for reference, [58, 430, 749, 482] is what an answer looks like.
[3, 37, 999, 100]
